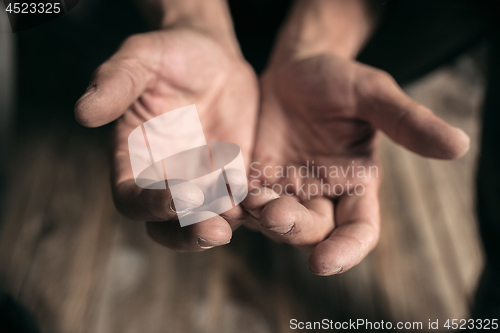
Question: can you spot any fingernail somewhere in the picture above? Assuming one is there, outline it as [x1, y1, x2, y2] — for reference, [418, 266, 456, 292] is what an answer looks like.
[311, 266, 343, 276]
[77, 83, 97, 104]
[263, 223, 294, 235]
[85, 83, 97, 92]
[170, 197, 199, 214]
[197, 237, 230, 249]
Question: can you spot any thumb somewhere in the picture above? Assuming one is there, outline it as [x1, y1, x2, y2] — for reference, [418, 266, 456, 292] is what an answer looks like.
[74, 35, 156, 128]
[357, 71, 470, 159]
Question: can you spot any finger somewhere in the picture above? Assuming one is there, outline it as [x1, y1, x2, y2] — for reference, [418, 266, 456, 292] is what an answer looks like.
[241, 187, 280, 219]
[222, 207, 247, 231]
[146, 213, 232, 252]
[357, 70, 470, 159]
[280, 193, 300, 202]
[113, 179, 204, 222]
[259, 196, 334, 250]
[203, 196, 248, 230]
[308, 184, 380, 275]
[75, 35, 158, 127]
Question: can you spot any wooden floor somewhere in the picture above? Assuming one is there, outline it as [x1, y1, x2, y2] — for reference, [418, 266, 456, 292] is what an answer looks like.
[0, 51, 486, 333]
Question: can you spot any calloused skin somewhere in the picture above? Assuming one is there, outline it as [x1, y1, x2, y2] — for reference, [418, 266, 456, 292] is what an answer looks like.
[75, 28, 258, 251]
[242, 54, 469, 275]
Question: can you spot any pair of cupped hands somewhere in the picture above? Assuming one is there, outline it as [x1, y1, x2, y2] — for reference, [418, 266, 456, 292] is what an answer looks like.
[74, 27, 469, 276]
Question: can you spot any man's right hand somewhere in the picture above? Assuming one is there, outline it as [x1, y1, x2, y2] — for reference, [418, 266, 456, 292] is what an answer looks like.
[74, 2, 259, 252]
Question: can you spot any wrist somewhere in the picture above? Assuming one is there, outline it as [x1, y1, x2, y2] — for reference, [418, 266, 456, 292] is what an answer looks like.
[133, 0, 242, 58]
[269, 0, 381, 65]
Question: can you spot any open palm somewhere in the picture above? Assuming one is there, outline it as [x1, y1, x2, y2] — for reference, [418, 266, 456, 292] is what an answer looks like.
[243, 54, 469, 275]
[75, 28, 259, 251]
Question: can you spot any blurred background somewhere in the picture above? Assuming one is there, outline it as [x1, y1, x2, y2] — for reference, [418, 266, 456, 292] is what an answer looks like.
[0, 0, 491, 332]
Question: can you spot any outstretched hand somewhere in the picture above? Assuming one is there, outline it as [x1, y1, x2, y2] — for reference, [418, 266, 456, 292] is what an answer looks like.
[244, 53, 469, 275]
[75, 28, 259, 251]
